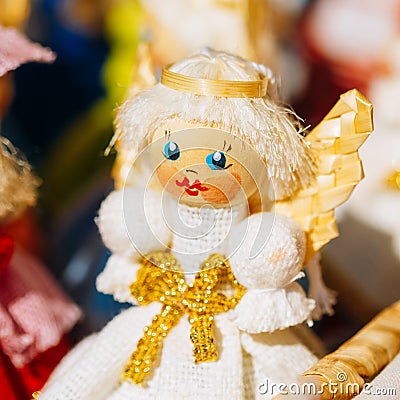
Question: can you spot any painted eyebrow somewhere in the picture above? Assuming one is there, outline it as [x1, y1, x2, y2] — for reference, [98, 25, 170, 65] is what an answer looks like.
[164, 129, 171, 140]
[223, 140, 232, 152]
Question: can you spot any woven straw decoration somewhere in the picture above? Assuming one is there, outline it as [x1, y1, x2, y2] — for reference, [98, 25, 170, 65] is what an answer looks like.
[300, 300, 400, 400]
[275, 89, 374, 261]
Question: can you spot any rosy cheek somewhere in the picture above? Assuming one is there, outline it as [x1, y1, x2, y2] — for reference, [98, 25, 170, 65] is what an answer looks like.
[200, 185, 229, 204]
[202, 172, 242, 205]
[156, 164, 183, 197]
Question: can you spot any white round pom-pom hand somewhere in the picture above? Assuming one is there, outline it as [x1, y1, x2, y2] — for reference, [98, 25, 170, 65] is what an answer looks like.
[227, 212, 315, 333]
[96, 187, 172, 258]
[228, 212, 306, 289]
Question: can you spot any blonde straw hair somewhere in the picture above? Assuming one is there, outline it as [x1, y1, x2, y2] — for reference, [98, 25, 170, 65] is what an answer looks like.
[114, 48, 316, 200]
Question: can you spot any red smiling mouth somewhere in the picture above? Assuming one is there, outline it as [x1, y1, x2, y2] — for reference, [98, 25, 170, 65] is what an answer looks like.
[176, 177, 209, 196]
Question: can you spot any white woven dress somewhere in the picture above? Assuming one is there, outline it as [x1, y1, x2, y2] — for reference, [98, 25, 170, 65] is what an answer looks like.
[39, 188, 319, 400]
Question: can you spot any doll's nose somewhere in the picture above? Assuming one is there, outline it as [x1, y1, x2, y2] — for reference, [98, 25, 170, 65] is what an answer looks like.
[186, 169, 198, 175]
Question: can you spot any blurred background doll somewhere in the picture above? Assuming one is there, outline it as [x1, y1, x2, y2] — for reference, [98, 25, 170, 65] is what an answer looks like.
[0, 25, 81, 400]
[1, 0, 119, 337]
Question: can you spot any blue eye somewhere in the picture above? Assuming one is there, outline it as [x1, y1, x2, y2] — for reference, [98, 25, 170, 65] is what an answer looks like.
[206, 151, 226, 170]
[163, 141, 180, 160]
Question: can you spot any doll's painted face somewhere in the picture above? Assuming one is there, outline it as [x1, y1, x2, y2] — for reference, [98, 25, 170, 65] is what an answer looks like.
[149, 123, 267, 208]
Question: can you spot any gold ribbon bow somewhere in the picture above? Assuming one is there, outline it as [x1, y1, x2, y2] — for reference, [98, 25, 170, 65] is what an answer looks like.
[122, 252, 245, 384]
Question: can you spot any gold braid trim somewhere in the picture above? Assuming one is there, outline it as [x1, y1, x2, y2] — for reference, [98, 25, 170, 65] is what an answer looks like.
[122, 252, 245, 384]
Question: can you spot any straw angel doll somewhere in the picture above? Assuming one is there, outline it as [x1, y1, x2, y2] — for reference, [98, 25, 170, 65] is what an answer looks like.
[37, 49, 373, 400]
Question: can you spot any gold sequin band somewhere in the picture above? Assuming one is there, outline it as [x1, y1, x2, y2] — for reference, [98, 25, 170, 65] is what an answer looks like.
[122, 252, 245, 384]
[161, 67, 268, 98]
